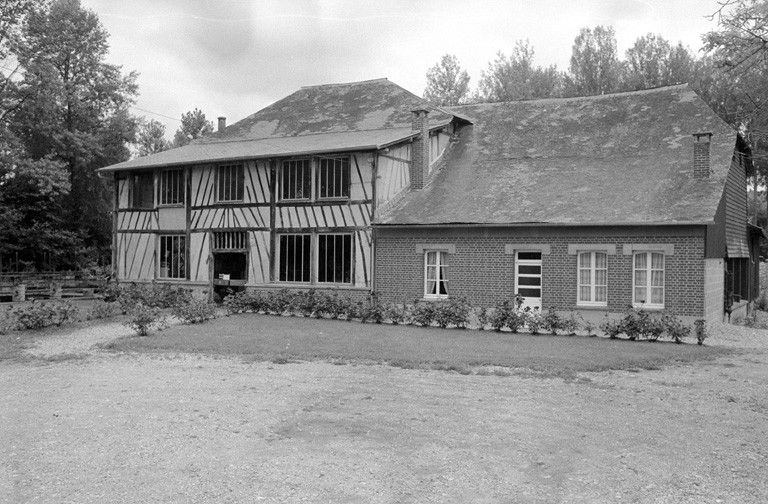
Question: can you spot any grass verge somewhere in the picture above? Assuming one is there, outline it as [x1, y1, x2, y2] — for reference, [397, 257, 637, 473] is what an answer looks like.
[104, 313, 731, 375]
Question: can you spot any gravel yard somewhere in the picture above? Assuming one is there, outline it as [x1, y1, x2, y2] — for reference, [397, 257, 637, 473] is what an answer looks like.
[1, 318, 767, 503]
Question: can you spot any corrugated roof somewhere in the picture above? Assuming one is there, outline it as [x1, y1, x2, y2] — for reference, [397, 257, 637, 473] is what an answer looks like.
[377, 85, 739, 226]
[99, 78, 465, 172]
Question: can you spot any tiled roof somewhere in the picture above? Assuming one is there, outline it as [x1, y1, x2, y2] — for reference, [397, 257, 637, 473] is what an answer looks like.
[377, 85, 739, 226]
[99, 78, 463, 172]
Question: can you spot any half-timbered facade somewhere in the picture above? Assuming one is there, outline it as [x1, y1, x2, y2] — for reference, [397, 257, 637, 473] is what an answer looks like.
[100, 79, 466, 297]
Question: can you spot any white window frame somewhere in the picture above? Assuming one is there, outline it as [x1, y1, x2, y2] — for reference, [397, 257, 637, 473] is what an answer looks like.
[577, 251, 608, 307]
[632, 251, 665, 309]
[158, 168, 185, 207]
[423, 250, 448, 300]
[317, 156, 350, 200]
[316, 233, 353, 284]
[158, 234, 186, 280]
[216, 164, 244, 203]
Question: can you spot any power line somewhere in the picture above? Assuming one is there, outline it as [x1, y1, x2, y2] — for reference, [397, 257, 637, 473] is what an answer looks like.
[131, 106, 181, 122]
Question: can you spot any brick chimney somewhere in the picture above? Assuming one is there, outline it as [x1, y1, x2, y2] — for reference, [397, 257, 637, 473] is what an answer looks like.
[218, 116, 226, 132]
[693, 132, 712, 179]
[410, 108, 430, 190]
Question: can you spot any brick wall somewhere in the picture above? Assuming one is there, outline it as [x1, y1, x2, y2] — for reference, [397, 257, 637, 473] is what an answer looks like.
[374, 226, 707, 317]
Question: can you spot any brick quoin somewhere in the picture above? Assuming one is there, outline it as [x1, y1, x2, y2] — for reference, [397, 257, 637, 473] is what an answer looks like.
[374, 225, 706, 317]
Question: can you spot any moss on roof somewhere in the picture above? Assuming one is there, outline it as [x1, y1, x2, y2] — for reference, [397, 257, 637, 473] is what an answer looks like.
[377, 85, 738, 226]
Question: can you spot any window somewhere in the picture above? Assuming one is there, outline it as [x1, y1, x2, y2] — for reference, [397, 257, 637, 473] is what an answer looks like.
[424, 250, 448, 299]
[217, 164, 244, 202]
[318, 157, 350, 199]
[159, 169, 184, 206]
[159, 235, 186, 279]
[577, 251, 607, 306]
[279, 234, 311, 282]
[318, 234, 352, 283]
[633, 252, 664, 308]
[726, 258, 749, 302]
[281, 159, 311, 200]
[131, 172, 154, 209]
[213, 232, 248, 281]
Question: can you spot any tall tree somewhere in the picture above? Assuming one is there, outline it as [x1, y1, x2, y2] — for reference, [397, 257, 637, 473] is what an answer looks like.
[137, 118, 169, 156]
[423, 54, 471, 106]
[173, 108, 213, 147]
[477, 41, 564, 102]
[6, 0, 138, 269]
[701, 0, 768, 215]
[568, 26, 623, 96]
[622, 34, 697, 90]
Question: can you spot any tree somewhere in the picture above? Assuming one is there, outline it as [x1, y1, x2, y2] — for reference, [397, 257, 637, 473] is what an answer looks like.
[622, 34, 697, 90]
[137, 118, 169, 156]
[4, 0, 138, 269]
[423, 54, 471, 106]
[173, 108, 213, 147]
[477, 41, 565, 102]
[568, 26, 623, 96]
[701, 0, 768, 218]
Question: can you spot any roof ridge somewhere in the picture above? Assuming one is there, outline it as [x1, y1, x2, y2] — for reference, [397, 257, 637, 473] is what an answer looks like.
[299, 77, 390, 89]
[447, 83, 691, 109]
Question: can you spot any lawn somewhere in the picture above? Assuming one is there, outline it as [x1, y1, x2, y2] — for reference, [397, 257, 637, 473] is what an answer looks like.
[106, 313, 728, 375]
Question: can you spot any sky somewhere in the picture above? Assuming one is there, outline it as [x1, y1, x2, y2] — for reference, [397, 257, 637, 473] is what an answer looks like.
[80, 0, 726, 139]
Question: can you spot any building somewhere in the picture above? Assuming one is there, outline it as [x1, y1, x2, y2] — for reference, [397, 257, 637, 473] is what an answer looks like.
[98, 79, 761, 322]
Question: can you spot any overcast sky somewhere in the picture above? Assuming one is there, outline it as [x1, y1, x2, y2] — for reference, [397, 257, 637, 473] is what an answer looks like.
[80, 0, 725, 138]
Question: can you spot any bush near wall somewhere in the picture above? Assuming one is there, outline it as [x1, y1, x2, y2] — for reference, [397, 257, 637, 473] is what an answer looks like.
[222, 290, 699, 344]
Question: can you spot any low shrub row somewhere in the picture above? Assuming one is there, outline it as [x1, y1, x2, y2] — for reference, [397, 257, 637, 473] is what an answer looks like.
[104, 282, 193, 310]
[223, 289, 699, 342]
[599, 308, 701, 344]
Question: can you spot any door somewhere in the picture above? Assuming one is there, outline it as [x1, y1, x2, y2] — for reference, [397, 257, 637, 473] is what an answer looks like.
[515, 251, 542, 311]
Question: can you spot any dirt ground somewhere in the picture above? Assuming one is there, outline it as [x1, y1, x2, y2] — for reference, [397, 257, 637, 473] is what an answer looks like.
[1, 322, 767, 503]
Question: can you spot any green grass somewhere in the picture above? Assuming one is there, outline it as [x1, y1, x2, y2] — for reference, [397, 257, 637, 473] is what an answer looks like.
[104, 313, 730, 375]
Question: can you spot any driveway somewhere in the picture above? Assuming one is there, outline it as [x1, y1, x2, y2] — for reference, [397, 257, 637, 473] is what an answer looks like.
[1, 320, 767, 503]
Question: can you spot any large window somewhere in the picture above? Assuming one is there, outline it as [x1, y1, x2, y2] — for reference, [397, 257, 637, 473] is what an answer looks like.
[217, 164, 244, 202]
[131, 172, 154, 209]
[318, 234, 352, 283]
[318, 157, 350, 199]
[577, 251, 607, 306]
[633, 252, 664, 308]
[159, 235, 186, 279]
[213, 231, 248, 281]
[424, 250, 448, 299]
[279, 234, 311, 283]
[281, 159, 311, 200]
[159, 169, 184, 206]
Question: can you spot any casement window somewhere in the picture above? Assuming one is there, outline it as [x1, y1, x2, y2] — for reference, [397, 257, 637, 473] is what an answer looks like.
[281, 159, 311, 200]
[318, 156, 350, 199]
[131, 172, 154, 209]
[424, 250, 448, 299]
[318, 233, 352, 284]
[633, 252, 665, 308]
[577, 251, 608, 306]
[217, 164, 244, 202]
[279, 234, 311, 283]
[159, 235, 186, 279]
[158, 169, 184, 206]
